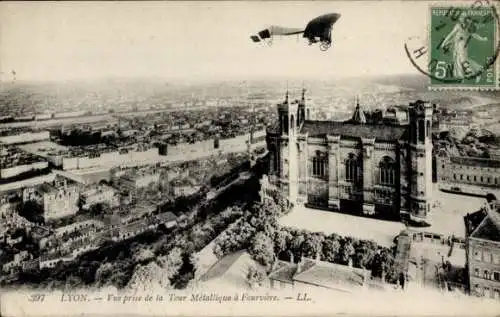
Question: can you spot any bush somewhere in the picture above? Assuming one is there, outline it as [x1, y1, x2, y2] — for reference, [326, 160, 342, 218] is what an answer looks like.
[247, 266, 266, 288]
[248, 232, 274, 268]
[213, 200, 281, 258]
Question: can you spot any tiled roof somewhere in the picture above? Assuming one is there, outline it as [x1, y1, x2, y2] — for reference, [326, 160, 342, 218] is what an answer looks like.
[469, 201, 500, 242]
[37, 183, 57, 194]
[292, 258, 368, 290]
[464, 209, 487, 236]
[300, 120, 408, 141]
[200, 250, 253, 282]
[268, 261, 297, 283]
[156, 211, 177, 223]
[470, 217, 500, 242]
[450, 156, 500, 168]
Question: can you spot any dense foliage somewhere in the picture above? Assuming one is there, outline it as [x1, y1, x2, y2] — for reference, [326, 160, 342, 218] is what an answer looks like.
[213, 198, 398, 283]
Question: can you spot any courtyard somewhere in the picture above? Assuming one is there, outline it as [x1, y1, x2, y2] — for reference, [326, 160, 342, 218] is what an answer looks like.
[279, 184, 488, 248]
[412, 184, 486, 239]
[279, 205, 405, 247]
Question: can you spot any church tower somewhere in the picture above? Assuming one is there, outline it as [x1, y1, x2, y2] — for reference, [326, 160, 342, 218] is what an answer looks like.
[277, 90, 300, 204]
[297, 88, 308, 127]
[408, 100, 433, 222]
[351, 96, 366, 124]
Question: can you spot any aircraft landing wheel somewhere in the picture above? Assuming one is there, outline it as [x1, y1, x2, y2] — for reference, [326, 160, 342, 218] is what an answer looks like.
[320, 42, 331, 51]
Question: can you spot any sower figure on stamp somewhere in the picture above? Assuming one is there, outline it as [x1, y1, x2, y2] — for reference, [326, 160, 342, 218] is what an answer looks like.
[438, 15, 488, 80]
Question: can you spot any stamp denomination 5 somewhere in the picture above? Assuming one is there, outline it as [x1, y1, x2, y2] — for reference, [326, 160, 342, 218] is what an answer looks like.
[405, 0, 500, 90]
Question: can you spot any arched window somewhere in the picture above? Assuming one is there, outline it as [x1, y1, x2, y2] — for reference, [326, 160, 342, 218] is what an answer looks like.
[379, 156, 396, 185]
[345, 153, 359, 182]
[290, 115, 295, 131]
[312, 150, 328, 178]
[418, 120, 425, 142]
[426, 120, 430, 137]
[282, 114, 288, 134]
[269, 151, 276, 173]
[268, 145, 278, 174]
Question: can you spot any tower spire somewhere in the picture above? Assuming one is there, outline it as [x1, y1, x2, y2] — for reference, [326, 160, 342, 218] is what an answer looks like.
[351, 95, 366, 124]
[285, 81, 289, 103]
[302, 82, 306, 101]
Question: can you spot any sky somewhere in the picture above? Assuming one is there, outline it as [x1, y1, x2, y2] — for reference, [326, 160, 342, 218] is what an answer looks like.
[0, 1, 432, 82]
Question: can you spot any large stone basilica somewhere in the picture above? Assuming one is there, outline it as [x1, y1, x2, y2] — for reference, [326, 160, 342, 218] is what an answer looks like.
[262, 89, 433, 224]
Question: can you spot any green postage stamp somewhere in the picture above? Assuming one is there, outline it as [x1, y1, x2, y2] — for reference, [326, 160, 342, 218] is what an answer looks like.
[429, 5, 499, 89]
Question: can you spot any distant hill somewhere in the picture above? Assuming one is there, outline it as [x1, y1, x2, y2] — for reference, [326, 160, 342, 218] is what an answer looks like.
[1, 75, 498, 117]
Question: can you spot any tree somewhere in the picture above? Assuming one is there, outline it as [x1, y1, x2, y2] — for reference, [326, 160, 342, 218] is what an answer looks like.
[17, 200, 44, 224]
[339, 238, 356, 265]
[189, 224, 210, 250]
[273, 229, 292, 254]
[247, 266, 266, 288]
[213, 221, 256, 258]
[132, 247, 155, 263]
[248, 201, 280, 235]
[322, 237, 341, 263]
[249, 232, 275, 268]
[65, 275, 83, 290]
[157, 247, 184, 281]
[127, 262, 170, 291]
[353, 240, 378, 269]
[290, 231, 306, 259]
[371, 252, 383, 278]
[94, 263, 114, 286]
[88, 202, 109, 217]
[302, 233, 325, 259]
[380, 249, 397, 283]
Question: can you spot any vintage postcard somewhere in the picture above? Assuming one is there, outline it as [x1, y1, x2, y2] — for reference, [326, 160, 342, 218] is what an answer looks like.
[0, 1, 499, 317]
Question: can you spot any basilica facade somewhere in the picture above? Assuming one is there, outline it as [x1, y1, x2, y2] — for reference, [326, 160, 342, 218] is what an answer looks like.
[262, 90, 433, 224]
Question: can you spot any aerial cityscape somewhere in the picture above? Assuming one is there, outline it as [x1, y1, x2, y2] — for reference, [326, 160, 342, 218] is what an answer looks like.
[1, 1, 500, 316]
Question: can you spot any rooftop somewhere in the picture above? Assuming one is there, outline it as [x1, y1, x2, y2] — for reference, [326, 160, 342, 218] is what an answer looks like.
[269, 257, 369, 291]
[467, 201, 500, 242]
[300, 120, 408, 142]
[121, 167, 160, 180]
[81, 183, 116, 196]
[18, 141, 70, 158]
[0, 145, 47, 169]
[33, 175, 78, 194]
[268, 260, 298, 284]
[172, 177, 200, 187]
[156, 211, 177, 223]
[293, 258, 369, 290]
[198, 250, 263, 290]
[449, 156, 500, 168]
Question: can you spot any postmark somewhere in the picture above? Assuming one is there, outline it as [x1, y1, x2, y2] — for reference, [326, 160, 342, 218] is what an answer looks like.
[405, 0, 500, 90]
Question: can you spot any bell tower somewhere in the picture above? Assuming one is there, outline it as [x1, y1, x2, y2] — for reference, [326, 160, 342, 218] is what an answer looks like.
[297, 88, 308, 127]
[277, 90, 300, 204]
[408, 100, 433, 223]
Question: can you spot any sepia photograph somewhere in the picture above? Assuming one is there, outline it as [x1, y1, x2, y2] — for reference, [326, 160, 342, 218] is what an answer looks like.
[0, 1, 499, 316]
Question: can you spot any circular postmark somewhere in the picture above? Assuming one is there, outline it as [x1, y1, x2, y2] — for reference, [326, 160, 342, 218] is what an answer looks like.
[405, 0, 500, 85]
